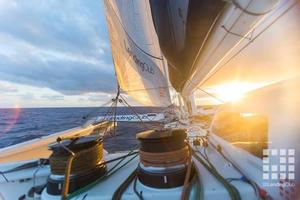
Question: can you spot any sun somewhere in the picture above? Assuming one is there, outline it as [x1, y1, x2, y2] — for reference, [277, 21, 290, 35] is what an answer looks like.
[207, 82, 262, 102]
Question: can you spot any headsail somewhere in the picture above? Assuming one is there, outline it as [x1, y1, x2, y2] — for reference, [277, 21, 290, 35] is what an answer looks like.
[104, 0, 171, 107]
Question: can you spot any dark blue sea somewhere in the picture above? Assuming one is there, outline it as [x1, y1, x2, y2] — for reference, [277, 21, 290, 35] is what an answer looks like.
[0, 107, 163, 152]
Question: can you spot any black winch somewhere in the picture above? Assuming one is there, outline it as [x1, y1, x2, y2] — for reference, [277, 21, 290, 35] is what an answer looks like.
[137, 129, 194, 188]
[138, 129, 187, 153]
[46, 136, 106, 196]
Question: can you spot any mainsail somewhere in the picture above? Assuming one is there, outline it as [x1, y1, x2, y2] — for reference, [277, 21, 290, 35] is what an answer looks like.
[104, 0, 171, 107]
[182, 0, 300, 99]
[147, 0, 298, 103]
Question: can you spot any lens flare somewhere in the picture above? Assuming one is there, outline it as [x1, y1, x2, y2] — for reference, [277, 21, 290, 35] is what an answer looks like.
[0, 105, 21, 137]
[207, 82, 263, 102]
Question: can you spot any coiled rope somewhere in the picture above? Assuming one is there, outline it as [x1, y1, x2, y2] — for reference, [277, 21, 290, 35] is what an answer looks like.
[139, 145, 189, 168]
[138, 141, 193, 200]
[49, 143, 104, 175]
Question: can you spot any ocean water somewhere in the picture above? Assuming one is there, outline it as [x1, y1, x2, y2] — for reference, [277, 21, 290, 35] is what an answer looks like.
[0, 107, 163, 152]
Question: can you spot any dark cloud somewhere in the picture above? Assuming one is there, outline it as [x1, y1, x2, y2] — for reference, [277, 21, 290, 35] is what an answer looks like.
[0, 0, 116, 95]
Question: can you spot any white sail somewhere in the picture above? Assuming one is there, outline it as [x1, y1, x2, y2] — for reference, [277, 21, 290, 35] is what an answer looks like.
[190, 0, 300, 104]
[181, 0, 285, 97]
[103, 0, 171, 107]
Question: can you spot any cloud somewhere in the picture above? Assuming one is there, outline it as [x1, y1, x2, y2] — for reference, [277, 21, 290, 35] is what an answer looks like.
[41, 94, 64, 101]
[0, 0, 116, 96]
[87, 93, 113, 102]
[0, 82, 18, 93]
[19, 92, 35, 100]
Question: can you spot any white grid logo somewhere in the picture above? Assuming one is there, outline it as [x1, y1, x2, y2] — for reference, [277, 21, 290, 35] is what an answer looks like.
[263, 149, 295, 181]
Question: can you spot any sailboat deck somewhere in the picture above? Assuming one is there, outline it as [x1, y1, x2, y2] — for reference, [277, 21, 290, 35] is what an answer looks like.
[1, 126, 257, 200]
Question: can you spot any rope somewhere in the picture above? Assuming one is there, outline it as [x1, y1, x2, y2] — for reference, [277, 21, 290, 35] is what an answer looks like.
[0, 171, 8, 182]
[62, 155, 75, 200]
[183, 170, 202, 200]
[192, 148, 241, 200]
[139, 141, 193, 200]
[139, 146, 189, 168]
[66, 151, 139, 199]
[207, 138, 261, 199]
[49, 143, 104, 175]
[133, 176, 144, 200]
[181, 142, 193, 200]
[112, 168, 138, 200]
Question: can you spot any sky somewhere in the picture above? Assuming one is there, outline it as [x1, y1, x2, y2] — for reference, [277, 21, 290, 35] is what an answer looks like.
[0, 0, 119, 108]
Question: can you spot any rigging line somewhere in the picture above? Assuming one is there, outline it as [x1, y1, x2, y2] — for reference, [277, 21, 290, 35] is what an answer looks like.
[119, 95, 151, 126]
[104, 0, 163, 61]
[81, 99, 112, 123]
[98, 101, 115, 120]
[90, 101, 117, 134]
[196, 86, 225, 104]
[112, 86, 120, 137]
[185, 78, 225, 103]
[110, 101, 117, 137]
[81, 99, 116, 130]
[97, 87, 122, 128]
[198, 0, 298, 88]
[119, 95, 150, 129]
[102, 112, 115, 136]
